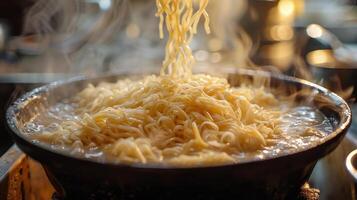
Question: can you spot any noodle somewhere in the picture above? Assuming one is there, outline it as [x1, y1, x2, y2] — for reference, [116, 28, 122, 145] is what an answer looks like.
[156, 0, 210, 77]
[28, 0, 294, 166]
[35, 74, 282, 165]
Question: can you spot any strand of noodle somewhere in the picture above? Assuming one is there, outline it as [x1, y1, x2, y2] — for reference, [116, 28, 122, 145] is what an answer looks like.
[156, 0, 210, 77]
[192, 122, 208, 147]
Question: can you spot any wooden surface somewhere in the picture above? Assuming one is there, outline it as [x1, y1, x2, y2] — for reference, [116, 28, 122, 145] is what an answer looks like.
[0, 146, 54, 200]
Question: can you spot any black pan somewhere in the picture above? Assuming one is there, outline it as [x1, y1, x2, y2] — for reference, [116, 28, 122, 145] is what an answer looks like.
[6, 69, 352, 200]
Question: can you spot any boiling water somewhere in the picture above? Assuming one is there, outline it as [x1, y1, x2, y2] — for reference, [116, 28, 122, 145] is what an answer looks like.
[23, 101, 334, 164]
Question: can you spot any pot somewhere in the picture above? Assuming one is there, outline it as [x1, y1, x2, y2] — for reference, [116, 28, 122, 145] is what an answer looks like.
[6, 69, 351, 200]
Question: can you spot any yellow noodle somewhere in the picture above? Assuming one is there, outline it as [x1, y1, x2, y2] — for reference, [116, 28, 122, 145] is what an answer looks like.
[33, 0, 287, 166]
[37, 74, 282, 166]
[156, 0, 210, 77]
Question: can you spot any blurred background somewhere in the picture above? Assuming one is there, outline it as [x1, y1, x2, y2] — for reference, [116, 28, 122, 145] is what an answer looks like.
[0, 0, 354, 72]
[0, 0, 357, 199]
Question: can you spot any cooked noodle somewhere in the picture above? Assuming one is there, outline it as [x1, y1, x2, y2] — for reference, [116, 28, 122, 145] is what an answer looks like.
[36, 75, 282, 165]
[156, 0, 210, 77]
[30, 0, 291, 166]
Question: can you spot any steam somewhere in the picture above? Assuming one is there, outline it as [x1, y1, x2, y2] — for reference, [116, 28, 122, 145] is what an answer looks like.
[22, 0, 257, 72]
[208, 0, 256, 67]
[23, 0, 84, 37]
[293, 29, 354, 101]
[20, 0, 355, 102]
[23, 0, 128, 54]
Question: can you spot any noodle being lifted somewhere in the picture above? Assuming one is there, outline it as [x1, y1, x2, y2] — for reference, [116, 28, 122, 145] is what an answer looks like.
[24, 0, 330, 166]
[156, 0, 210, 76]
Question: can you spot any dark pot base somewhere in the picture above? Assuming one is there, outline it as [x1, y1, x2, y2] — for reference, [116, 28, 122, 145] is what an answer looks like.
[45, 162, 317, 200]
[51, 185, 315, 200]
